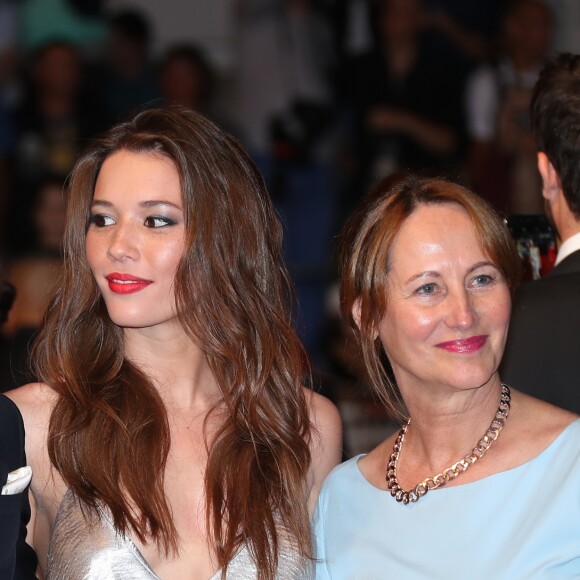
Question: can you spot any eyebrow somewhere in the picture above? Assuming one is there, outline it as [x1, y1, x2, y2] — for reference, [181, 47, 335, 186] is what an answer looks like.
[405, 271, 441, 284]
[404, 261, 497, 284]
[90, 199, 183, 211]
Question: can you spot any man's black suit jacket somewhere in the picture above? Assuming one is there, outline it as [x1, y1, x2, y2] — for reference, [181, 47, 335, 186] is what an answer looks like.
[0, 394, 37, 579]
[501, 249, 580, 413]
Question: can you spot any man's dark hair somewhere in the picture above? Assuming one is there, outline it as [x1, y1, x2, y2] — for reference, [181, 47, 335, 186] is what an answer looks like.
[531, 52, 580, 218]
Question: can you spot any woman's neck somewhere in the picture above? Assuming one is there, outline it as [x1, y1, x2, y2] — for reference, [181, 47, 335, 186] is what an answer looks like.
[399, 378, 504, 474]
[123, 326, 220, 410]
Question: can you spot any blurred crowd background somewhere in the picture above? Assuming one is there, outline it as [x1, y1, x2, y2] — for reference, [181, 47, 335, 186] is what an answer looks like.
[0, 0, 578, 454]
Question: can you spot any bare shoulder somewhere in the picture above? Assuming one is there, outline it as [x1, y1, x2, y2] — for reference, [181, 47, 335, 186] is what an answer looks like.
[303, 388, 342, 436]
[5, 381, 56, 405]
[302, 388, 343, 512]
[510, 389, 578, 438]
[5, 383, 56, 456]
[501, 389, 579, 464]
[5, 382, 56, 426]
[303, 388, 343, 462]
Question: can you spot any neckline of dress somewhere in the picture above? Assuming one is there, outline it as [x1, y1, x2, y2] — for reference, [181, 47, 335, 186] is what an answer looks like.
[353, 417, 580, 495]
[97, 494, 227, 580]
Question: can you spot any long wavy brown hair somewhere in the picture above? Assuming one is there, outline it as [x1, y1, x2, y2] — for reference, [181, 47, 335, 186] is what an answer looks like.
[33, 107, 312, 579]
[339, 173, 522, 419]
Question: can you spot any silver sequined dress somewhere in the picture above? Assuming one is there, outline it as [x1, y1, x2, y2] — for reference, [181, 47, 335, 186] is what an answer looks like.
[46, 490, 312, 579]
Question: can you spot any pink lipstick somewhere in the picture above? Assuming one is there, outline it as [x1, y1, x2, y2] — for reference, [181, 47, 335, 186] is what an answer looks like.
[435, 335, 487, 353]
[105, 273, 152, 294]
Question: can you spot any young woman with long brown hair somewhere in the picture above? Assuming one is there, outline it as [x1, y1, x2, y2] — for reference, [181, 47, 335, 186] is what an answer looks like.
[7, 107, 342, 579]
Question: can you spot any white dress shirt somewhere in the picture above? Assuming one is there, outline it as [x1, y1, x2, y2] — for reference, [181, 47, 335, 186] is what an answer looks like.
[556, 231, 580, 265]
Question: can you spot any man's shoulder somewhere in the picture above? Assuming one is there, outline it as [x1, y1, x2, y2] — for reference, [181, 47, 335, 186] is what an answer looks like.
[551, 248, 580, 276]
[516, 255, 580, 304]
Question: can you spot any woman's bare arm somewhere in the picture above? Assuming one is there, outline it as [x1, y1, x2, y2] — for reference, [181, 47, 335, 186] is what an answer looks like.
[304, 389, 343, 515]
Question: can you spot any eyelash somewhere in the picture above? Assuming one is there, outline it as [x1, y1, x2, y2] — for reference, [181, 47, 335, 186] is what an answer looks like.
[414, 273, 497, 296]
[144, 216, 176, 228]
[88, 214, 114, 227]
[415, 283, 437, 296]
[471, 273, 496, 287]
[88, 214, 177, 228]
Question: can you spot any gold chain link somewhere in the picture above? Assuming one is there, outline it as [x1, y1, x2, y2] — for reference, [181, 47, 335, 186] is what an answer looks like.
[386, 384, 511, 504]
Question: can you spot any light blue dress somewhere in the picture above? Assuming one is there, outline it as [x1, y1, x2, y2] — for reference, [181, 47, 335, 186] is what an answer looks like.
[314, 419, 580, 579]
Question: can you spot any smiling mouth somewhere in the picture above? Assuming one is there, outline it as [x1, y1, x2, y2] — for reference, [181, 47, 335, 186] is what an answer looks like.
[435, 335, 487, 353]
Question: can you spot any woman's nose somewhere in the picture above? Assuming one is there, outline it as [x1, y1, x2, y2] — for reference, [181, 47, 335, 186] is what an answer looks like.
[106, 223, 139, 261]
[445, 289, 477, 330]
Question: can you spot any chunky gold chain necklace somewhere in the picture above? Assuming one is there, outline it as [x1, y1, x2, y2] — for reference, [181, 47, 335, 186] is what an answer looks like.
[386, 384, 511, 504]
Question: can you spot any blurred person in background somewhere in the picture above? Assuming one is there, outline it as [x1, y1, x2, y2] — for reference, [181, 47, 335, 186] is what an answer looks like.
[1, 177, 65, 392]
[422, 0, 502, 77]
[159, 44, 216, 117]
[158, 43, 237, 137]
[28, 176, 66, 256]
[10, 40, 106, 256]
[466, 0, 553, 215]
[233, 0, 339, 372]
[101, 9, 160, 124]
[341, 0, 464, 219]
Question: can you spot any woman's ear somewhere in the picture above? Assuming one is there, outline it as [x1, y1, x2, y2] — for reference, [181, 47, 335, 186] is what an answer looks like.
[351, 298, 362, 330]
[351, 298, 379, 340]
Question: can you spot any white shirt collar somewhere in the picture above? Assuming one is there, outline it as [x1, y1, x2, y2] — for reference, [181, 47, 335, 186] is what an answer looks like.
[556, 231, 580, 265]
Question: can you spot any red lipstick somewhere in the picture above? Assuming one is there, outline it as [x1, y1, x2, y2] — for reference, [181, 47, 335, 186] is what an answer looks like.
[105, 273, 152, 294]
[435, 335, 487, 353]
